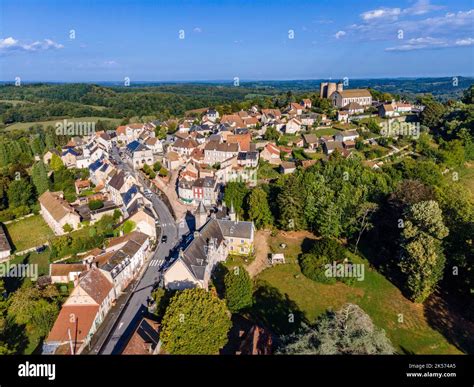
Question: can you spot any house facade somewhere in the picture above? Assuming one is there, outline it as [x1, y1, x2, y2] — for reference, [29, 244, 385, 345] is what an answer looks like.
[39, 191, 81, 235]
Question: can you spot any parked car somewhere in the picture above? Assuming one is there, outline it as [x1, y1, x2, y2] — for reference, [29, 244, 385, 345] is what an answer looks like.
[36, 245, 46, 253]
[161, 235, 168, 243]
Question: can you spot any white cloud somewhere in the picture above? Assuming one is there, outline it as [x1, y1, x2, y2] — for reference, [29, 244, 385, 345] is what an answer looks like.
[455, 37, 474, 46]
[386, 36, 473, 51]
[404, 0, 443, 16]
[0, 36, 63, 53]
[361, 8, 401, 21]
[335, 30, 346, 39]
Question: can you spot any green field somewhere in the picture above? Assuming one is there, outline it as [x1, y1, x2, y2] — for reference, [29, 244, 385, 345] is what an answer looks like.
[4, 116, 122, 131]
[254, 232, 463, 354]
[5, 215, 54, 252]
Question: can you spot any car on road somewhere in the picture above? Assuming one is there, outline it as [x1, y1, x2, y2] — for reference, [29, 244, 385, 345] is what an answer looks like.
[161, 235, 168, 243]
[36, 245, 46, 253]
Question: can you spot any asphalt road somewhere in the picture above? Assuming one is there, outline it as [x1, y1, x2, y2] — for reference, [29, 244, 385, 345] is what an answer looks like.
[97, 146, 188, 354]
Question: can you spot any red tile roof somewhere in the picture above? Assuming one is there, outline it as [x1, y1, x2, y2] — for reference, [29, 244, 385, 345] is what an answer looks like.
[46, 304, 99, 351]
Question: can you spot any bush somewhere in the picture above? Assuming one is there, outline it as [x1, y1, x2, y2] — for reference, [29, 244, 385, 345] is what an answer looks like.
[0, 209, 14, 222]
[158, 167, 168, 177]
[88, 200, 104, 211]
[299, 253, 336, 284]
[62, 223, 73, 233]
[11, 205, 32, 219]
[299, 238, 345, 284]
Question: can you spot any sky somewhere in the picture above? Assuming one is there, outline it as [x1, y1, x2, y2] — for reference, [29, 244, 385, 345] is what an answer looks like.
[0, 0, 473, 82]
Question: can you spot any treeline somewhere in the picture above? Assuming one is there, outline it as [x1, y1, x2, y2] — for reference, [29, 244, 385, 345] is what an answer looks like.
[0, 83, 275, 124]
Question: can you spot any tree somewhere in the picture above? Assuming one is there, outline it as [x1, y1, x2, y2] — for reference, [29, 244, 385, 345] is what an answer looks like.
[264, 126, 280, 141]
[399, 200, 449, 303]
[353, 202, 379, 252]
[276, 174, 306, 230]
[31, 162, 49, 195]
[278, 304, 394, 354]
[121, 220, 136, 234]
[435, 184, 474, 297]
[224, 266, 253, 312]
[419, 96, 446, 129]
[247, 187, 273, 229]
[151, 287, 173, 319]
[153, 161, 162, 172]
[50, 153, 64, 172]
[160, 288, 231, 354]
[7, 284, 60, 337]
[7, 179, 34, 209]
[224, 182, 249, 218]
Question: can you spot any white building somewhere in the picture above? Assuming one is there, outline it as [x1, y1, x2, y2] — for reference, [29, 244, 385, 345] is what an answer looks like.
[332, 89, 372, 109]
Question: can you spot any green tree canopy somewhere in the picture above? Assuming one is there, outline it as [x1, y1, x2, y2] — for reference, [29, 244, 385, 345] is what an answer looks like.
[224, 266, 253, 313]
[247, 187, 273, 229]
[7, 179, 34, 209]
[399, 200, 449, 302]
[31, 162, 50, 195]
[160, 288, 232, 354]
[224, 182, 249, 218]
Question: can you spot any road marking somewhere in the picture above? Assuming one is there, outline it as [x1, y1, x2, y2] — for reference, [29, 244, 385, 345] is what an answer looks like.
[118, 322, 124, 330]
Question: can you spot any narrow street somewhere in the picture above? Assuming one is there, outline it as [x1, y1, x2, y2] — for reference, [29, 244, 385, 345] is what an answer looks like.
[89, 146, 189, 354]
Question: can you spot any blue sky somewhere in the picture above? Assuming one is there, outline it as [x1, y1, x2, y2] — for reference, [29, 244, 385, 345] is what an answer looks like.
[0, 0, 473, 81]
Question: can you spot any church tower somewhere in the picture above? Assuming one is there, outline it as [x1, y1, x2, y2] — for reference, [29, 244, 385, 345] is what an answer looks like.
[194, 201, 208, 230]
[229, 201, 236, 222]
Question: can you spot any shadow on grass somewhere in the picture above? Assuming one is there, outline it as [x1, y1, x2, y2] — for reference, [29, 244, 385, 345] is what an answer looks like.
[424, 289, 474, 354]
[301, 237, 316, 254]
[248, 280, 307, 336]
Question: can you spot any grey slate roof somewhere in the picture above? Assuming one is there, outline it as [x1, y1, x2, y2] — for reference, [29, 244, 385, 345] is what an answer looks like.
[108, 171, 125, 190]
[176, 219, 254, 281]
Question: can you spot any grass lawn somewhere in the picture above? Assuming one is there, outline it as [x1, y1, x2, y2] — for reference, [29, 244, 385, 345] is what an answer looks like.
[254, 232, 463, 354]
[279, 134, 301, 145]
[258, 161, 281, 180]
[225, 253, 255, 268]
[311, 128, 341, 136]
[332, 122, 358, 130]
[4, 116, 122, 132]
[5, 215, 54, 252]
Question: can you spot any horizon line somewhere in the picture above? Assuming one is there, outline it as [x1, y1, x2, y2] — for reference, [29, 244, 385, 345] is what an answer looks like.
[0, 75, 473, 84]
